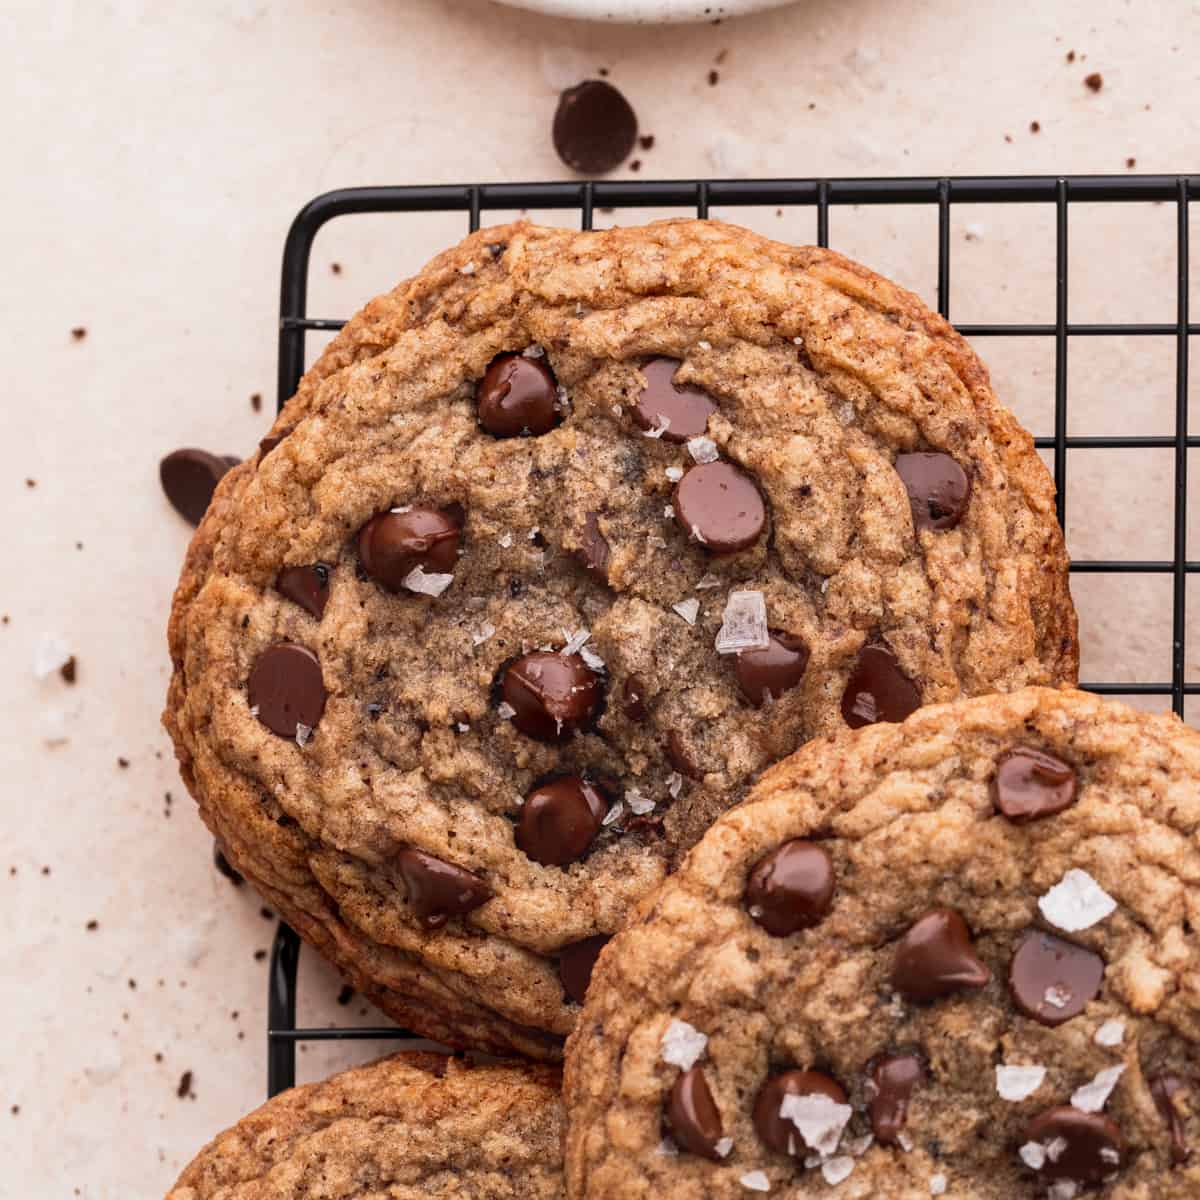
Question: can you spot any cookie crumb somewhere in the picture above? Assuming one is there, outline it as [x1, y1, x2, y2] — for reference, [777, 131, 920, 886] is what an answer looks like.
[1084, 72, 1103, 92]
[71, 327, 87, 341]
[176, 1070, 194, 1099]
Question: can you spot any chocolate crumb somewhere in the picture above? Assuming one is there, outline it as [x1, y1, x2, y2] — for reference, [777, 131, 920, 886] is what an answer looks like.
[25, 478, 36, 489]
[41, 866, 50, 876]
[708, 69, 719, 86]
[336, 984, 356, 1006]
[59, 656, 76, 684]
[639, 135, 655, 150]
[249, 393, 262, 412]
[715, 49, 728, 64]
[1126, 156, 1137, 168]
[1066, 49, 1076, 62]
[254, 949, 267, 961]
[1084, 72, 1103, 92]
[86, 920, 98, 931]
[260, 906, 275, 920]
[330, 262, 342, 275]
[176, 1070, 193, 1099]
[75, 542, 83, 550]
[1004, 133, 1013, 143]
[117, 757, 130, 769]
[10, 1105, 19, 1115]
[154, 1052, 163, 1062]
[1030, 120, 1041, 133]
[598, 66, 609, 77]
[71, 327, 87, 341]
[128, 978, 136, 990]
[630, 159, 641, 172]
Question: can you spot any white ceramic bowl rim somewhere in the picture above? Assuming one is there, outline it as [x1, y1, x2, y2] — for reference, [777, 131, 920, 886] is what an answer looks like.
[495, 0, 796, 24]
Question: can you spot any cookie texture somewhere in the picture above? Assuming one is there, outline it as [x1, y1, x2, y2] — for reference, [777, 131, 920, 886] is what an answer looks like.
[563, 688, 1200, 1198]
[165, 219, 1077, 1058]
[166, 1052, 563, 1199]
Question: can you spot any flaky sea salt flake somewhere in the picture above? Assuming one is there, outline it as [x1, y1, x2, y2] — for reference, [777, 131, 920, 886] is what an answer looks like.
[820, 1157, 854, 1185]
[896, 1131, 913, 1152]
[561, 629, 591, 656]
[660, 1019, 707, 1070]
[522, 343, 545, 358]
[715, 1137, 734, 1158]
[459, 260, 477, 275]
[498, 532, 513, 549]
[602, 801, 625, 827]
[739, 1170, 770, 1192]
[1018, 1141, 1046, 1170]
[715, 590, 770, 654]
[1044, 985, 1072, 1009]
[497, 702, 516, 720]
[929, 1175, 947, 1197]
[667, 772, 684, 799]
[687, 436, 720, 464]
[779, 1092, 853, 1158]
[664, 505, 675, 519]
[580, 646, 606, 673]
[472, 623, 496, 646]
[294, 723, 312, 748]
[697, 340, 712, 351]
[1038, 868, 1117, 932]
[402, 566, 454, 597]
[673, 597, 701, 626]
[1071, 1065, 1125, 1113]
[694, 573, 722, 590]
[654, 1137, 678, 1157]
[643, 414, 671, 439]
[1094, 1019, 1125, 1047]
[626, 789, 655, 815]
[1045, 1136, 1069, 1163]
[996, 1064, 1046, 1102]
[666, 465, 684, 482]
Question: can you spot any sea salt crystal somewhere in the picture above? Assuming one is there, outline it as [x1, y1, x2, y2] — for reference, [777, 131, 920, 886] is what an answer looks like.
[249, 705, 260, 718]
[390, 504, 412, 513]
[667, 772, 684, 799]
[690, 524, 708, 545]
[687, 436, 720, 464]
[459, 260, 477, 275]
[666, 465, 684, 482]
[715, 590, 770, 654]
[1046, 1137, 1069, 1163]
[472, 623, 496, 646]
[1100, 1146, 1120, 1164]
[697, 340, 712, 351]
[820, 1157, 854, 1185]
[844, 1134, 874, 1156]
[673, 598, 700, 626]
[528, 526, 540, 540]
[498, 533, 513, 548]
[1094, 1019, 1125, 1047]
[694, 573, 722, 590]
[1071, 1065, 1125, 1113]
[580, 646, 606, 673]
[1044, 985, 1072, 1009]
[896, 1132, 914, 1152]
[779, 1092, 853, 1157]
[654, 1137, 678, 1157]
[1038, 869, 1117, 932]
[643, 415, 671, 439]
[33, 633, 71, 680]
[522, 344, 545, 358]
[929, 1175, 947, 1196]
[602, 801, 625, 827]
[612, 404, 623, 417]
[1018, 1141, 1046, 1170]
[664, 505, 675, 519]
[402, 566, 454, 597]
[497, 702, 516, 720]
[714, 1137, 734, 1158]
[457, 722, 470, 732]
[295, 723, 312, 748]
[996, 1064, 1046, 1102]
[739, 1170, 770, 1192]
[660, 1019, 707, 1070]
[626, 789, 655, 815]
[561, 629, 591, 656]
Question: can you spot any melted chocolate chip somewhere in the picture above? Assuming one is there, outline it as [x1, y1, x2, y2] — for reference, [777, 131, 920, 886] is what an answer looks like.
[1009, 930, 1104, 1026]
[501, 652, 601, 741]
[992, 747, 1077, 823]
[735, 632, 810, 705]
[632, 358, 717, 442]
[276, 563, 332, 619]
[840, 644, 921, 729]
[891, 909, 991, 1001]
[867, 1053, 925, 1144]
[552, 80, 638, 175]
[476, 354, 559, 437]
[159, 449, 238, 526]
[622, 675, 648, 722]
[753, 1070, 846, 1155]
[357, 507, 461, 591]
[577, 511, 610, 577]
[667, 1066, 724, 1160]
[1022, 1107, 1124, 1183]
[894, 452, 971, 531]
[212, 842, 243, 886]
[744, 840, 835, 937]
[665, 730, 701, 780]
[393, 847, 492, 929]
[674, 461, 766, 554]
[516, 777, 608, 866]
[558, 934, 611, 1005]
[259, 426, 293, 458]
[1150, 1074, 1193, 1165]
[247, 643, 326, 738]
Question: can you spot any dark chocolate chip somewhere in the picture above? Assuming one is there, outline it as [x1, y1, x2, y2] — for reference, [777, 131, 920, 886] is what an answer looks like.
[891, 909, 991, 1001]
[1009, 930, 1104, 1026]
[992, 747, 1077, 823]
[1022, 1107, 1123, 1183]
[840, 644, 921, 729]
[667, 1066, 724, 1160]
[357, 507, 462, 591]
[867, 1053, 925, 1144]
[247, 643, 326, 739]
[744, 840, 835, 937]
[552, 80, 638, 175]
[753, 1070, 846, 1156]
[665, 730, 701, 780]
[259, 426, 293, 458]
[674, 461, 766, 554]
[276, 563, 332, 619]
[212, 843, 243, 887]
[393, 847, 492, 929]
[894, 452, 971, 531]
[631, 358, 717, 442]
[516, 776, 608, 866]
[578, 511, 610, 577]
[501, 651, 601, 741]
[735, 631, 810, 705]
[159, 449, 238, 526]
[558, 934, 611, 1005]
[622, 675, 648, 722]
[1150, 1074, 1193, 1165]
[476, 354, 559, 437]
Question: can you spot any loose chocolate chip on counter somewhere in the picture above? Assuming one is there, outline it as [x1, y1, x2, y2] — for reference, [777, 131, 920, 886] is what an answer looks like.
[501, 652, 601, 742]
[893, 452, 971, 532]
[476, 354, 560, 437]
[358, 507, 462, 591]
[622, 675, 648, 722]
[552, 80, 638, 175]
[840, 644, 921, 729]
[891, 909, 991, 1001]
[631, 358, 717, 442]
[744, 840, 835, 937]
[394, 847, 492, 929]
[1150, 1074, 1193, 1165]
[577, 511, 610, 577]
[1009, 930, 1104, 1026]
[259, 426, 293, 458]
[212, 842, 243, 887]
[992, 747, 1077, 823]
[753, 1070, 846, 1155]
[867, 1053, 926, 1144]
[665, 730, 702, 780]
[674, 462, 766, 554]
[247, 643, 327, 739]
[667, 1065, 724, 1160]
[160, 449, 239, 527]
[1022, 1107, 1123, 1183]
[735, 632, 810, 705]
[516, 776, 608, 866]
[276, 564, 332, 620]
[558, 934, 611, 1005]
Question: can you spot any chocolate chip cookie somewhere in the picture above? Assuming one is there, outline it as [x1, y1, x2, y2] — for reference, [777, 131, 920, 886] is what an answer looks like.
[164, 219, 1077, 1059]
[165, 1052, 563, 1199]
[563, 688, 1200, 1198]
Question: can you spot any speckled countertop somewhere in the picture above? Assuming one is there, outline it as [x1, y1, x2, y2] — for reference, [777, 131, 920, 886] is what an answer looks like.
[2, 1, 1197, 1195]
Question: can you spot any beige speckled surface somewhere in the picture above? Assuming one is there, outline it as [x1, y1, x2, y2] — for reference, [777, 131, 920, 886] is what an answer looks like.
[1, 1, 1197, 1197]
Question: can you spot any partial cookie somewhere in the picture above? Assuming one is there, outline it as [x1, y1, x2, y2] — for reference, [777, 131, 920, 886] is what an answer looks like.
[564, 689, 1200, 1198]
[166, 1052, 563, 1199]
[165, 219, 1077, 1059]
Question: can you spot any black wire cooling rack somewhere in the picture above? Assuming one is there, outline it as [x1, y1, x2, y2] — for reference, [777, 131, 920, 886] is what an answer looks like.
[266, 175, 1197, 1097]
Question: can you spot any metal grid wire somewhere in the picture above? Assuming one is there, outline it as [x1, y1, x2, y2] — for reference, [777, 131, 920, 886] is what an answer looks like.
[268, 175, 1197, 1096]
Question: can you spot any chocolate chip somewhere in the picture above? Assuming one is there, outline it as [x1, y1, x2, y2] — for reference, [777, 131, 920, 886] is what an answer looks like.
[992, 747, 1077, 823]
[476, 353, 560, 437]
[259, 426, 293, 458]
[577, 511, 610, 577]
[276, 564, 332, 619]
[744, 840, 835, 937]
[552, 80, 637, 175]
[1022, 1107, 1123, 1183]
[501, 652, 601, 741]
[357, 507, 461, 591]
[212, 842, 243, 887]
[891, 909, 991, 1001]
[393, 847, 492, 929]
[631, 358, 717, 442]
[247, 643, 326, 738]
[735, 631, 809, 705]
[894, 452, 971, 532]
[159, 449, 238, 526]
[665, 730, 701, 780]
[674, 461, 766, 554]
[558, 934, 611, 1004]
[1008, 930, 1104, 1026]
[667, 1065, 724, 1160]
[867, 1053, 925, 1144]
[753, 1070, 846, 1155]
[1150, 1074, 1192, 1165]
[840, 644, 920, 729]
[622, 675, 648, 722]
[516, 776, 608, 866]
